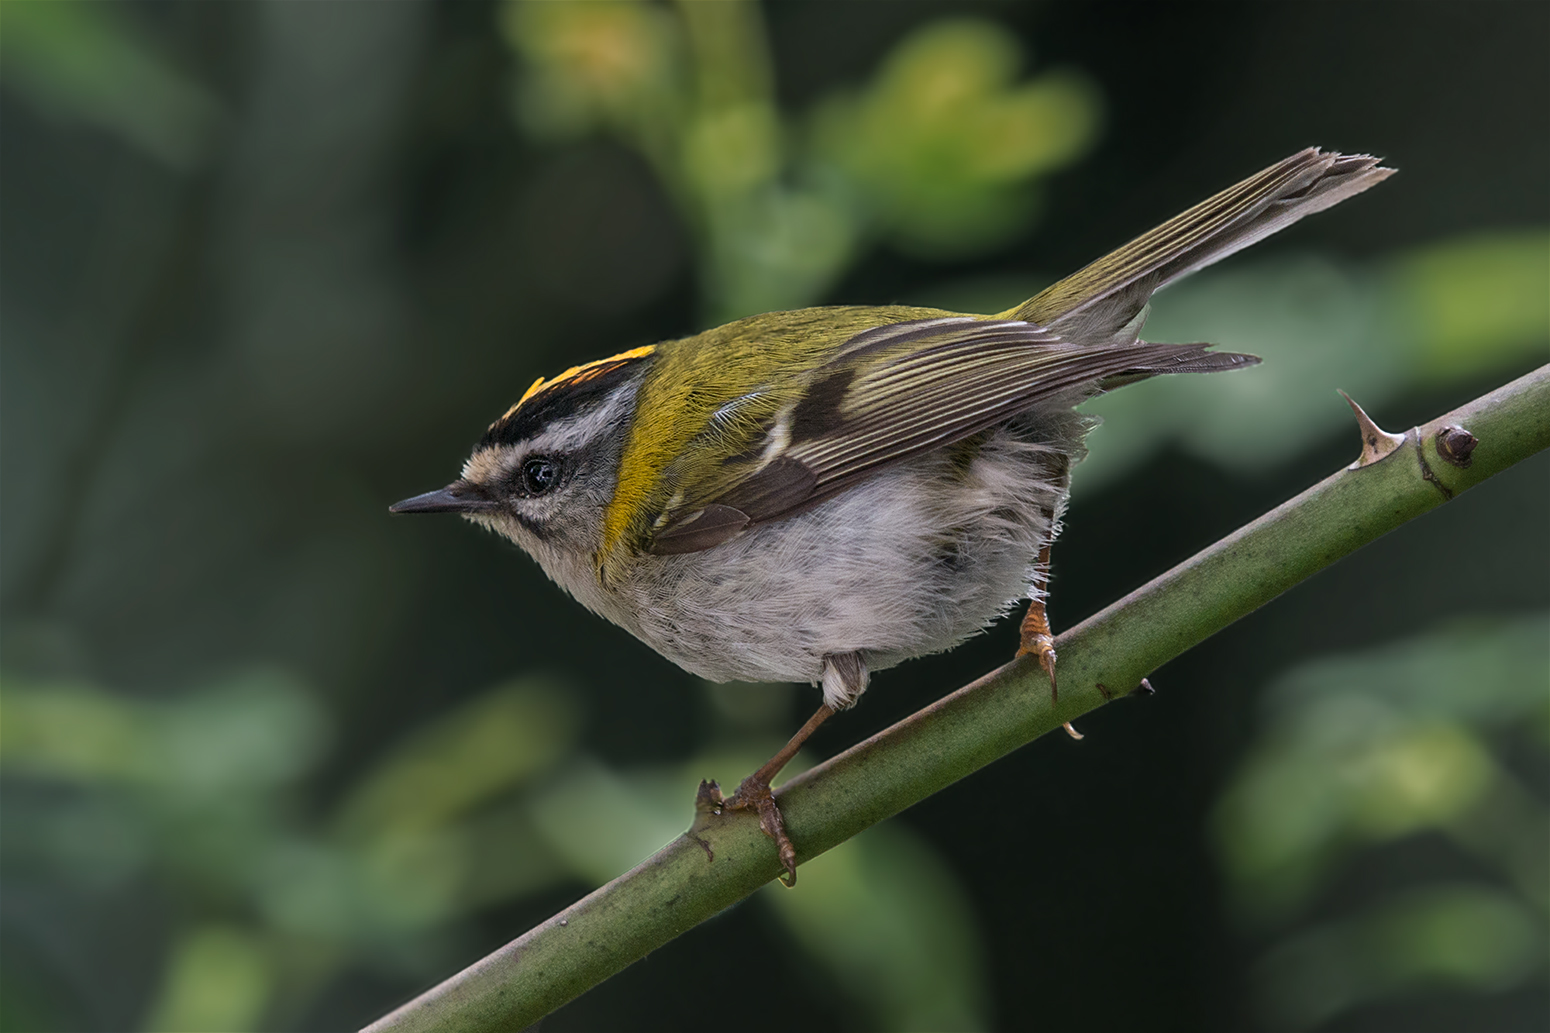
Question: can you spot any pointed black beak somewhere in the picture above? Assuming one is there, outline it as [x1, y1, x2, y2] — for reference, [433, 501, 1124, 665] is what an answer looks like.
[389, 481, 496, 514]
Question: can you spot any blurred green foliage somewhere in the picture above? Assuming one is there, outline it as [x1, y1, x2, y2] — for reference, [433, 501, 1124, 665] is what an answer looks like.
[503, 0, 1099, 321]
[1213, 614, 1549, 1029]
[0, 665, 989, 1031]
[765, 823, 989, 1032]
[810, 20, 1099, 259]
[2, 672, 578, 1028]
[0, 1, 219, 170]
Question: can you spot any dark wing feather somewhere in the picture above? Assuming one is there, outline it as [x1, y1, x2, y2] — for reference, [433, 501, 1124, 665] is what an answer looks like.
[645, 319, 1254, 553]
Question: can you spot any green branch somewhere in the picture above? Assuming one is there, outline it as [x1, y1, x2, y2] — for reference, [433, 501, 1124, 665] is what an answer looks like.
[363, 365, 1550, 1033]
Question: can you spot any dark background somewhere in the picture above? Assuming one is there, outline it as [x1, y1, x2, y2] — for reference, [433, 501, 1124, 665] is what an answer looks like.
[2, 2, 1545, 1031]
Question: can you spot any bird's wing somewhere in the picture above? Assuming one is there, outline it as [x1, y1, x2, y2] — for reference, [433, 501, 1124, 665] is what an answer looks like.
[646, 317, 1254, 554]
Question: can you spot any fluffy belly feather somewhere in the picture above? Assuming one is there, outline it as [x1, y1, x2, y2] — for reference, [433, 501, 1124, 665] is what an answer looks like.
[612, 420, 1077, 686]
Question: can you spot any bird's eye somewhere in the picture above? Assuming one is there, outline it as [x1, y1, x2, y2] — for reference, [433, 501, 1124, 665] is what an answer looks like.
[521, 457, 560, 496]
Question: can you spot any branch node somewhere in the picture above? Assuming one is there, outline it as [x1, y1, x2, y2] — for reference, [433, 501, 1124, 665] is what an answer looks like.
[1435, 424, 1478, 468]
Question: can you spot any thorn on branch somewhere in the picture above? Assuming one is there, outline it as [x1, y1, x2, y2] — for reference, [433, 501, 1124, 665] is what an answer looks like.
[1338, 390, 1405, 467]
[689, 781, 725, 861]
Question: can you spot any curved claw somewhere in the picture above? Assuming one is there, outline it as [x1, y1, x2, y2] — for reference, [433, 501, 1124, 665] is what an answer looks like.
[1017, 635, 1080, 739]
[1036, 640, 1058, 702]
[726, 776, 799, 887]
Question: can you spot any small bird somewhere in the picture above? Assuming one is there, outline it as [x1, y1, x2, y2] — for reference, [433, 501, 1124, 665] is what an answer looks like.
[393, 148, 1392, 883]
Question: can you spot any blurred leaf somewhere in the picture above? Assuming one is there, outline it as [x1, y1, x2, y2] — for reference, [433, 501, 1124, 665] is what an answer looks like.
[701, 186, 860, 321]
[0, 0, 219, 170]
[249, 830, 487, 944]
[1254, 885, 1546, 1031]
[501, 5, 1101, 319]
[673, 0, 771, 110]
[160, 669, 331, 795]
[1260, 611, 1550, 727]
[501, 0, 682, 147]
[0, 668, 327, 792]
[1, 668, 583, 1002]
[810, 18, 1100, 257]
[356, 827, 472, 933]
[250, 839, 362, 941]
[1217, 715, 1498, 920]
[1215, 612, 1547, 922]
[140, 925, 273, 1033]
[527, 755, 720, 884]
[683, 102, 780, 197]
[335, 678, 580, 842]
[0, 676, 157, 783]
[672, 0, 851, 321]
[1214, 612, 1549, 1027]
[764, 823, 990, 1032]
[1387, 230, 1550, 380]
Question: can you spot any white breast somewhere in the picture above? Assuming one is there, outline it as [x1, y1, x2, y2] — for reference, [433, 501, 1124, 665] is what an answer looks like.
[606, 421, 1076, 688]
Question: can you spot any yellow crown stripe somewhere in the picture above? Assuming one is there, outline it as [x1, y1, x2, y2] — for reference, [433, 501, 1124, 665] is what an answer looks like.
[498, 345, 657, 422]
[514, 375, 549, 409]
[501, 377, 548, 420]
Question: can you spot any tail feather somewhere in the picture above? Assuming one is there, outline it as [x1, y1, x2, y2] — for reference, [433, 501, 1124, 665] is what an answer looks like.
[1008, 148, 1395, 342]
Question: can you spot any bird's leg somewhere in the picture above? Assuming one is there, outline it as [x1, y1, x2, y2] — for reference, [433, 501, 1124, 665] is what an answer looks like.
[723, 703, 834, 887]
[1017, 543, 1082, 740]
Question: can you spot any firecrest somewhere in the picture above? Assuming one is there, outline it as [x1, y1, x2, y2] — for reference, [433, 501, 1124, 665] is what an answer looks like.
[393, 148, 1392, 883]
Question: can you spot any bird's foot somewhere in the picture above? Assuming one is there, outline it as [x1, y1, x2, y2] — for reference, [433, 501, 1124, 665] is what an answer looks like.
[713, 703, 834, 888]
[1017, 594, 1082, 741]
[1015, 629, 1059, 697]
[724, 775, 798, 887]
